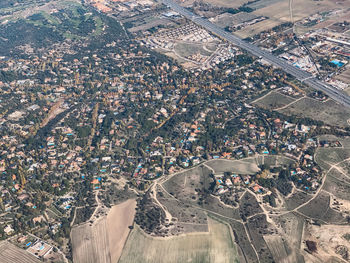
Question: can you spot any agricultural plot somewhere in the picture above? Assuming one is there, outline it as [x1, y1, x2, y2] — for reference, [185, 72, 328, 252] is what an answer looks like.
[235, 0, 347, 37]
[71, 199, 136, 263]
[71, 218, 111, 263]
[264, 235, 290, 263]
[228, 220, 259, 263]
[119, 217, 240, 263]
[0, 241, 40, 263]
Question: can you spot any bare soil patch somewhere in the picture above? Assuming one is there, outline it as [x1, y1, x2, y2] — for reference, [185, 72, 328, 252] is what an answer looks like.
[71, 199, 136, 263]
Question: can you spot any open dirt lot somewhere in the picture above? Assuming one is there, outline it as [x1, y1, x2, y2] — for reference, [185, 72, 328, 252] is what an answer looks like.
[205, 159, 260, 174]
[71, 199, 136, 263]
[303, 223, 350, 263]
[119, 216, 239, 263]
[0, 241, 40, 263]
[336, 68, 350, 92]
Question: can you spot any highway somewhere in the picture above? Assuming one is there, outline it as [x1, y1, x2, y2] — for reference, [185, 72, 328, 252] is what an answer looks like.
[160, 0, 350, 108]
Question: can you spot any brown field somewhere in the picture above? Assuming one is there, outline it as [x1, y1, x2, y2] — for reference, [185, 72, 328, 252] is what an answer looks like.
[235, 19, 282, 38]
[119, 216, 240, 263]
[336, 68, 350, 94]
[235, 0, 350, 37]
[0, 241, 40, 263]
[71, 199, 136, 263]
[107, 199, 137, 263]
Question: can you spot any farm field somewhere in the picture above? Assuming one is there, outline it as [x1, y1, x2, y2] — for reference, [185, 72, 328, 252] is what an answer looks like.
[71, 199, 136, 263]
[0, 241, 40, 263]
[71, 217, 111, 263]
[119, 216, 240, 263]
[233, 0, 350, 37]
[107, 199, 137, 263]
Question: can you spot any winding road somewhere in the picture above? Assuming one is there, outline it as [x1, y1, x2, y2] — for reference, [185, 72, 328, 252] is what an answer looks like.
[159, 0, 350, 108]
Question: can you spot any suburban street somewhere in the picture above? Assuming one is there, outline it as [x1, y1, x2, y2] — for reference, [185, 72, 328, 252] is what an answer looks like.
[160, 0, 350, 108]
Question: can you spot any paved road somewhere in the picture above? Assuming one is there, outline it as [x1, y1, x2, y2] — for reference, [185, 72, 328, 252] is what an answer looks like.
[161, 0, 350, 108]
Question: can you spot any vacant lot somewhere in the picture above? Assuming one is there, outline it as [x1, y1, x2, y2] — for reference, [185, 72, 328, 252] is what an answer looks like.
[304, 223, 350, 263]
[253, 91, 295, 110]
[284, 190, 312, 210]
[119, 216, 239, 263]
[193, 0, 251, 8]
[279, 97, 350, 127]
[0, 241, 40, 263]
[205, 159, 260, 174]
[174, 42, 213, 59]
[71, 199, 136, 263]
[260, 155, 296, 168]
[336, 69, 350, 90]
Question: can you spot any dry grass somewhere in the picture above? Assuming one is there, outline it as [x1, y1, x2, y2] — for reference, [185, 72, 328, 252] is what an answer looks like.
[205, 158, 260, 174]
[119, 216, 239, 263]
[264, 235, 296, 263]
